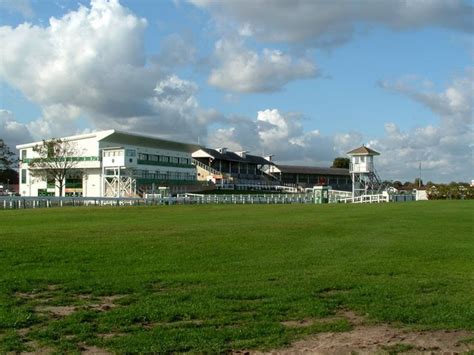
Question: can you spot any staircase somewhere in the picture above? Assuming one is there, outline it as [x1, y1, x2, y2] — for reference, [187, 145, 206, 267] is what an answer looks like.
[192, 159, 231, 182]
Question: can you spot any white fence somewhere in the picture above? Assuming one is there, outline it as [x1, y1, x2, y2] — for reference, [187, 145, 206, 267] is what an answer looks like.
[338, 193, 390, 204]
[0, 196, 156, 209]
[0, 193, 315, 209]
[1, 190, 415, 210]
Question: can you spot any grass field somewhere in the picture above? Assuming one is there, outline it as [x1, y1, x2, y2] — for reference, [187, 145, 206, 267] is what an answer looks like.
[0, 201, 473, 353]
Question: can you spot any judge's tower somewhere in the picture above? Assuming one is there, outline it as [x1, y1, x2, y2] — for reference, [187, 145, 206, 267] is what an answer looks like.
[347, 146, 382, 198]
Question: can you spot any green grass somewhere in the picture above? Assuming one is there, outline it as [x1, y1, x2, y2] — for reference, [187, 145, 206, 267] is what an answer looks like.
[0, 201, 473, 352]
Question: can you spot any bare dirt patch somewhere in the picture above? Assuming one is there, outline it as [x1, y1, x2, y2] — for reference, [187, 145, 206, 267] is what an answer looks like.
[35, 305, 77, 317]
[30, 294, 127, 318]
[87, 295, 126, 312]
[80, 345, 112, 354]
[19, 340, 54, 355]
[142, 319, 204, 330]
[281, 311, 356, 329]
[263, 310, 474, 354]
[97, 332, 127, 339]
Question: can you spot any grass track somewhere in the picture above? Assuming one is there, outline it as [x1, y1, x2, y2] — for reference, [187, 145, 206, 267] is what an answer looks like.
[0, 201, 473, 352]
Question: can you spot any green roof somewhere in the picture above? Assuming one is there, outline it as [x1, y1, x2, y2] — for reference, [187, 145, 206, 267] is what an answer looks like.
[100, 131, 201, 153]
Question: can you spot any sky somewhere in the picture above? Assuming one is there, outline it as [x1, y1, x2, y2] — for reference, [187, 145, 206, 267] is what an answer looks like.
[0, 0, 473, 182]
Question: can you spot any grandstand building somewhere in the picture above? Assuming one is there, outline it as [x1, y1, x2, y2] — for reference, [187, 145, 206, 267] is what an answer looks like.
[17, 130, 200, 197]
[267, 165, 351, 191]
[192, 148, 275, 186]
[16, 129, 351, 197]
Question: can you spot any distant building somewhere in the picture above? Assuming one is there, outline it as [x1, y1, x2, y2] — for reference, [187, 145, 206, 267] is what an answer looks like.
[267, 165, 351, 191]
[17, 130, 200, 197]
[16, 129, 357, 197]
[347, 145, 383, 197]
[192, 147, 273, 186]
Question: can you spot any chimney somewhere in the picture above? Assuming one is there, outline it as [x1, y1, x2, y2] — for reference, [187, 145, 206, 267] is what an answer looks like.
[264, 155, 273, 162]
[217, 147, 227, 154]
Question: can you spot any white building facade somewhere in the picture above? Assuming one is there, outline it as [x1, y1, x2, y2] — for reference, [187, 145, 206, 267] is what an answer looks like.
[17, 130, 199, 197]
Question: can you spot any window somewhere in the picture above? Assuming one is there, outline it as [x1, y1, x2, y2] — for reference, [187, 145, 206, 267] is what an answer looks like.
[149, 154, 159, 162]
[21, 169, 27, 184]
[126, 149, 136, 157]
[47, 145, 54, 158]
[160, 155, 169, 163]
[21, 150, 27, 160]
[138, 153, 148, 160]
[47, 179, 55, 188]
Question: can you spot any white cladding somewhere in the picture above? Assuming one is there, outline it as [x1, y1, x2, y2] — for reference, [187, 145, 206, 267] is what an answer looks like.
[16, 130, 197, 197]
[349, 155, 374, 173]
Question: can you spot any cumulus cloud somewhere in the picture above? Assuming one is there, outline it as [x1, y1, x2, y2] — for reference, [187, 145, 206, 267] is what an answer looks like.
[373, 71, 473, 181]
[379, 71, 473, 126]
[208, 38, 317, 92]
[206, 70, 473, 182]
[208, 109, 340, 165]
[0, 0, 212, 142]
[154, 33, 197, 68]
[0, 0, 34, 18]
[190, 0, 473, 47]
[0, 110, 33, 148]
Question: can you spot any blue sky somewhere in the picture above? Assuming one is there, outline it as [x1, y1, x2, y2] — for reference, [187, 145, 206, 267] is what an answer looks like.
[0, 0, 472, 182]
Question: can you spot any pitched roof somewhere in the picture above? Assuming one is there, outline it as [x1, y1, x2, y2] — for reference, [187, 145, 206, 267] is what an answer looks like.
[346, 145, 380, 156]
[100, 130, 200, 153]
[200, 148, 272, 165]
[276, 165, 350, 176]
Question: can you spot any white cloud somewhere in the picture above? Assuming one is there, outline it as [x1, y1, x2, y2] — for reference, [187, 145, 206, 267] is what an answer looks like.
[208, 38, 317, 92]
[0, 0, 34, 18]
[379, 71, 473, 127]
[373, 71, 473, 182]
[0, 109, 33, 148]
[206, 71, 473, 182]
[208, 109, 339, 165]
[0, 0, 216, 142]
[154, 33, 197, 68]
[190, 0, 473, 47]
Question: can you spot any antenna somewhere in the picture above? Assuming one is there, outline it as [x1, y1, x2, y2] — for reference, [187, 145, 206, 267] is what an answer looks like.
[419, 162, 422, 188]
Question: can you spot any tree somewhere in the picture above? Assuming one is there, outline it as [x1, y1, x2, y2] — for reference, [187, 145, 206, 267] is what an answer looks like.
[331, 157, 350, 169]
[28, 138, 83, 197]
[392, 181, 402, 189]
[414, 178, 423, 188]
[0, 139, 18, 186]
[0, 139, 16, 171]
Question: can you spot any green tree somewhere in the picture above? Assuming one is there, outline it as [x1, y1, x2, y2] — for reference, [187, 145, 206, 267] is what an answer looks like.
[28, 138, 83, 196]
[331, 157, 350, 169]
[0, 139, 16, 171]
[0, 140, 18, 187]
[414, 178, 423, 188]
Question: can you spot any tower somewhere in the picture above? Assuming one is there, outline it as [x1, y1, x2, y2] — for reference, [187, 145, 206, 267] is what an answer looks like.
[347, 146, 382, 198]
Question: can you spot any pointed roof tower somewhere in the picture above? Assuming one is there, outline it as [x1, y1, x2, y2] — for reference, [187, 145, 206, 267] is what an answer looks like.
[346, 145, 380, 156]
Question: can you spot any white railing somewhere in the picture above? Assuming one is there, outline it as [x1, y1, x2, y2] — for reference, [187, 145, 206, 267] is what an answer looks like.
[178, 193, 313, 204]
[328, 190, 352, 203]
[338, 193, 389, 204]
[192, 159, 222, 176]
